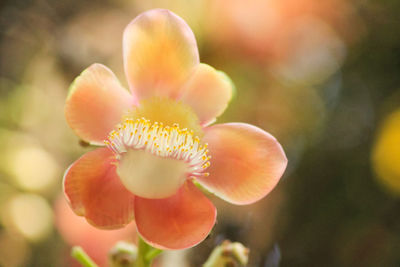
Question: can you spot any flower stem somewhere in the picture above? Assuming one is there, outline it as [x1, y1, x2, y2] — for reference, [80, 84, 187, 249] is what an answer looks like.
[145, 247, 163, 262]
[71, 246, 99, 267]
[135, 237, 163, 267]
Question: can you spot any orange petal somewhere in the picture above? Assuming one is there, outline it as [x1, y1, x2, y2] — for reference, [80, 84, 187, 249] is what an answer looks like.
[63, 148, 135, 229]
[134, 181, 216, 250]
[197, 123, 287, 205]
[180, 64, 234, 125]
[65, 64, 135, 145]
[123, 9, 199, 100]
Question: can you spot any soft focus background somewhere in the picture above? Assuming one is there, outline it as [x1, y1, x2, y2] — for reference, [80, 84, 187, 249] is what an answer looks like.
[0, 0, 400, 266]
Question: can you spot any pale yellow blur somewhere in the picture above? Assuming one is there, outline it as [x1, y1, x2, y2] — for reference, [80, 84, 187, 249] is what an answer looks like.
[2, 194, 53, 242]
[7, 145, 59, 192]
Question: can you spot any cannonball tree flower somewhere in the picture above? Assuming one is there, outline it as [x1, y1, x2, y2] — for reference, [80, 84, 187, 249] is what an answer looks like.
[63, 9, 287, 250]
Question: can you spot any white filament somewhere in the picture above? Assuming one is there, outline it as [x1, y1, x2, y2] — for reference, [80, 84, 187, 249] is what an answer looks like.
[104, 118, 210, 177]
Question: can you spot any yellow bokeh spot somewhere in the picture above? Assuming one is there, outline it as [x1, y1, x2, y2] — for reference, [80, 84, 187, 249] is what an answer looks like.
[3, 194, 53, 242]
[127, 97, 203, 136]
[372, 110, 400, 194]
[7, 145, 59, 192]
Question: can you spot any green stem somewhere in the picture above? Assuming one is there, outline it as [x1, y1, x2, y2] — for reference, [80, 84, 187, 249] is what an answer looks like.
[71, 246, 99, 267]
[135, 237, 163, 267]
[145, 248, 163, 262]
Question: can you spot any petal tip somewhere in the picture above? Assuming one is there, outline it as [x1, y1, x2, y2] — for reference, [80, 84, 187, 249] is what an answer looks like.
[123, 8, 199, 99]
[180, 64, 234, 126]
[64, 64, 133, 144]
[135, 181, 216, 250]
[199, 123, 288, 205]
[63, 148, 135, 229]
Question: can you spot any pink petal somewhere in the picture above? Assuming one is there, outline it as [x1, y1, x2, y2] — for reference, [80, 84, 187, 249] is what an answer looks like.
[134, 180, 216, 250]
[65, 64, 135, 145]
[180, 64, 234, 125]
[123, 9, 199, 100]
[197, 123, 287, 205]
[63, 148, 135, 229]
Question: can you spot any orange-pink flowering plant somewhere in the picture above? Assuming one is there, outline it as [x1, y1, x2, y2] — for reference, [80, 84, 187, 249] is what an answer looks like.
[63, 8, 287, 265]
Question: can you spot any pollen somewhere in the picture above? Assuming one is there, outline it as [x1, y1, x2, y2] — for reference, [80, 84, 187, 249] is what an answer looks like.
[104, 118, 210, 178]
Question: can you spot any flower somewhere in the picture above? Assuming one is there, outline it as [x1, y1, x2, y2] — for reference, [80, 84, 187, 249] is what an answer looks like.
[205, 0, 362, 84]
[63, 9, 287, 250]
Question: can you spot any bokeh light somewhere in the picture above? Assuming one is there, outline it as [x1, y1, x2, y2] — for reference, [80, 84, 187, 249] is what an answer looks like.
[2, 194, 53, 242]
[205, 0, 363, 85]
[0, 130, 60, 193]
[372, 109, 400, 194]
[7, 144, 59, 192]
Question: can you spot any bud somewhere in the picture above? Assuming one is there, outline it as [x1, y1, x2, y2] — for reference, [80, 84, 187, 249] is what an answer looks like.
[203, 240, 249, 267]
[109, 241, 137, 267]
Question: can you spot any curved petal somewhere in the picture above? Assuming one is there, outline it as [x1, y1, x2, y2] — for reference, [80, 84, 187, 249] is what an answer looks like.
[134, 180, 216, 250]
[65, 64, 135, 144]
[197, 123, 287, 205]
[180, 64, 234, 126]
[63, 148, 135, 229]
[123, 9, 199, 100]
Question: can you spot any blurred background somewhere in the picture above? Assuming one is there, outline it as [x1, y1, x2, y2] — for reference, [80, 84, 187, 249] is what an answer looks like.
[0, 0, 400, 266]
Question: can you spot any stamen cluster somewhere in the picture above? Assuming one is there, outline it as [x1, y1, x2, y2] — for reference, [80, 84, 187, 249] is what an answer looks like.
[105, 118, 211, 177]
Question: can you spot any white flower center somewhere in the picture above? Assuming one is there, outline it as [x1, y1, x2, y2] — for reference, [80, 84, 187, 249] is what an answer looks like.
[104, 118, 210, 198]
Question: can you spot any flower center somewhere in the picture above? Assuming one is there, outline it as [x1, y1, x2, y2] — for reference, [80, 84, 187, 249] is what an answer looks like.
[104, 118, 210, 199]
